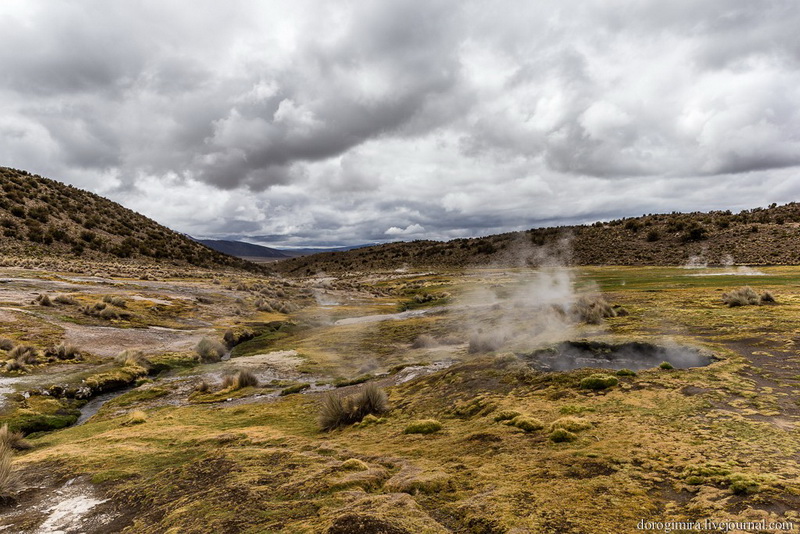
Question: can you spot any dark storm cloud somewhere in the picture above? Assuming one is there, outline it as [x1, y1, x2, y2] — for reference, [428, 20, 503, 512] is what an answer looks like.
[1, 0, 800, 246]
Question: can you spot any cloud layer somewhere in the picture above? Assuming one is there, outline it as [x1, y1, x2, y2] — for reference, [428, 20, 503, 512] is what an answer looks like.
[1, 0, 799, 246]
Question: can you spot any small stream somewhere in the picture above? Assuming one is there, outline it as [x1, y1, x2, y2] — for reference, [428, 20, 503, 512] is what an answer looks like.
[75, 387, 134, 425]
[333, 306, 446, 326]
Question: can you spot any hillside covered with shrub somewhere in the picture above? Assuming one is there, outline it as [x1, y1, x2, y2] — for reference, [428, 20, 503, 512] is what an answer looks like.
[0, 167, 261, 271]
[275, 203, 800, 274]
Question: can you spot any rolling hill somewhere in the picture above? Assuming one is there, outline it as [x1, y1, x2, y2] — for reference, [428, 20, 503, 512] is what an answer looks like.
[274, 203, 800, 274]
[0, 167, 262, 272]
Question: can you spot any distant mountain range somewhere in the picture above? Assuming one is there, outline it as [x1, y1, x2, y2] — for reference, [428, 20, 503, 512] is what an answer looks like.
[195, 239, 372, 261]
[194, 239, 290, 260]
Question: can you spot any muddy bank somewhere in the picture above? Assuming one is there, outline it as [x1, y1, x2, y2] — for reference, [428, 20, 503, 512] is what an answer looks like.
[60, 323, 210, 358]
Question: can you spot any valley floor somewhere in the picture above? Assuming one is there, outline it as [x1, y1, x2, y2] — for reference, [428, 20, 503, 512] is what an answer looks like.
[0, 264, 798, 533]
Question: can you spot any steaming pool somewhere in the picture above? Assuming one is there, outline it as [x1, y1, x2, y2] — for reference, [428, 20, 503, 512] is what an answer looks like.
[519, 340, 715, 372]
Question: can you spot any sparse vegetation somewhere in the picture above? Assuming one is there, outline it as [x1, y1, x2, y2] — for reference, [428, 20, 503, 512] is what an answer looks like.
[125, 410, 148, 425]
[468, 332, 505, 353]
[0, 424, 31, 451]
[8, 345, 38, 365]
[410, 334, 438, 349]
[114, 350, 152, 371]
[49, 343, 81, 360]
[0, 204, 798, 533]
[103, 295, 127, 307]
[221, 369, 259, 390]
[508, 416, 544, 432]
[549, 417, 592, 432]
[53, 294, 77, 305]
[579, 374, 619, 390]
[722, 286, 761, 307]
[318, 383, 389, 431]
[493, 410, 522, 422]
[573, 295, 617, 324]
[279, 383, 310, 396]
[0, 442, 12, 497]
[196, 337, 226, 363]
[549, 428, 578, 442]
[403, 419, 443, 434]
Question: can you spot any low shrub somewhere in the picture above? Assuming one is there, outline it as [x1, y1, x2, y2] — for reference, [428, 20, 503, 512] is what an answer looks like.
[761, 291, 776, 304]
[722, 286, 760, 307]
[493, 410, 522, 422]
[50, 343, 81, 360]
[726, 473, 762, 495]
[0, 339, 13, 351]
[196, 337, 226, 363]
[53, 294, 77, 305]
[103, 295, 127, 308]
[280, 383, 310, 396]
[353, 414, 386, 428]
[340, 458, 369, 471]
[659, 361, 674, 370]
[9, 345, 38, 365]
[549, 417, 592, 432]
[35, 294, 52, 306]
[4, 360, 27, 372]
[579, 374, 618, 390]
[549, 428, 578, 442]
[509, 416, 544, 432]
[99, 308, 120, 320]
[223, 328, 255, 348]
[403, 419, 443, 435]
[573, 295, 616, 324]
[616, 368, 636, 377]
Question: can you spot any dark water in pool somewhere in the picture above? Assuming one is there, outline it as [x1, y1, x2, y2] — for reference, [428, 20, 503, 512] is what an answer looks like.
[520, 340, 715, 372]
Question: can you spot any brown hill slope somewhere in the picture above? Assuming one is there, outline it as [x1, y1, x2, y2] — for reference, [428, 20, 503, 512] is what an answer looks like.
[0, 167, 263, 272]
[275, 203, 800, 274]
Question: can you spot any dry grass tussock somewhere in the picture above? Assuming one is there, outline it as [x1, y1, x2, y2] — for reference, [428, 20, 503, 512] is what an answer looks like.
[0, 424, 30, 451]
[48, 343, 81, 360]
[8, 345, 37, 365]
[0, 442, 12, 497]
[114, 350, 152, 370]
[221, 369, 259, 390]
[319, 383, 389, 431]
[572, 295, 617, 324]
[722, 286, 777, 307]
[196, 337, 226, 363]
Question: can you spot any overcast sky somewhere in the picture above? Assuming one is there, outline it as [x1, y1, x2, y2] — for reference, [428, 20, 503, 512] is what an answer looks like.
[1, 1, 800, 247]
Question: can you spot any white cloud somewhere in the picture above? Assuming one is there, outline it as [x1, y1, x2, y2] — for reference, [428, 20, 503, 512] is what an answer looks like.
[0, 0, 799, 246]
[385, 224, 425, 236]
